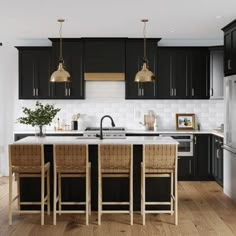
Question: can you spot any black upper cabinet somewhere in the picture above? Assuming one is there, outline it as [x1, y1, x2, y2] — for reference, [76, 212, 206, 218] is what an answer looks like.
[157, 47, 209, 99]
[50, 39, 84, 99]
[188, 49, 210, 98]
[84, 38, 126, 76]
[17, 47, 51, 99]
[222, 19, 236, 76]
[194, 134, 212, 180]
[157, 48, 188, 98]
[125, 39, 160, 99]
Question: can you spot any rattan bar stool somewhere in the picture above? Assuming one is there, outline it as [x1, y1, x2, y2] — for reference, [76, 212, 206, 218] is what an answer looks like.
[98, 144, 133, 225]
[8, 144, 50, 225]
[141, 144, 178, 225]
[53, 144, 91, 225]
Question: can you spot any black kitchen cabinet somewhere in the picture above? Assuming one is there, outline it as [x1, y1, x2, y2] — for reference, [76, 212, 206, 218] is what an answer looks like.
[83, 38, 126, 77]
[157, 48, 188, 98]
[212, 135, 224, 187]
[178, 156, 195, 180]
[194, 134, 212, 180]
[125, 39, 160, 99]
[188, 49, 210, 98]
[209, 47, 224, 99]
[156, 47, 209, 99]
[222, 19, 236, 76]
[17, 47, 51, 99]
[50, 39, 84, 99]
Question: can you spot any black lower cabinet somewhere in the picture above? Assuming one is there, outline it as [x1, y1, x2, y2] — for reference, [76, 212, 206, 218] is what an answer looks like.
[19, 144, 171, 211]
[212, 135, 224, 187]
[178, 156, 194, 180]
[194, 134, 212, 180]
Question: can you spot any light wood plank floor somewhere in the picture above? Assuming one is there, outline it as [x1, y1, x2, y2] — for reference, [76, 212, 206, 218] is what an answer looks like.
[1, 177, 236, 236]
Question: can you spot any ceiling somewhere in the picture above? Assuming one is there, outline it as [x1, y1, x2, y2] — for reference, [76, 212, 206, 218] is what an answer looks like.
[0, 0, 235, 42]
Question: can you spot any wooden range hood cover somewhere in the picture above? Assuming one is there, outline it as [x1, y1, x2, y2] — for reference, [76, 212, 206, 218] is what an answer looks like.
[84, 72, 125, 81]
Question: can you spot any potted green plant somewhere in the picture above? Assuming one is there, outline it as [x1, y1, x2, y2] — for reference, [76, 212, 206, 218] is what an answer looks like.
[17, 101, 61, 137]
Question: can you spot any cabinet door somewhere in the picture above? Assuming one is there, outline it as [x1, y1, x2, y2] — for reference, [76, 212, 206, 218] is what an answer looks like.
[224, 33, 232, 76]
[189, 49, 210, 99]
[18, 47, 51, 99]
[84, 38, 125, 73]
[210, 48, 224, 99]
[172, 50, 188, 98]
[178, 156, 194, 180]
[232, 29, 236, 75]
[156, 48, 172, 98]
[51, 40, 84, 99]
[194, 134, 211, 180]
[125, 39, 158, 99]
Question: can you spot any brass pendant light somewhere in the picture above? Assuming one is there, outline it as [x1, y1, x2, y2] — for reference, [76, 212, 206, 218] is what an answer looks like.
[50, 19, 71, 83]
[135, 19, 155, 82]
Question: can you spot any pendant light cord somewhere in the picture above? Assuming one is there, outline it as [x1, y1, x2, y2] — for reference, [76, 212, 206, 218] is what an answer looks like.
[59, 21, 63, 63]
[143, 21, 146, 62]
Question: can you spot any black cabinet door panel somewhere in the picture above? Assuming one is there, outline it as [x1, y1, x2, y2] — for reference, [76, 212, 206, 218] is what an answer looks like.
[84, 38, 125, 73]
[50, 39, 84, 99]
[125, 39, 159, 99]
[18, 47, 51, 99]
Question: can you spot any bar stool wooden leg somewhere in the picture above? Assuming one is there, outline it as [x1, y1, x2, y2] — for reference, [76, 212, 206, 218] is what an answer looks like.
[89, 164, 91, 216]
[16, 173, 20, 210]
[175, 171, 178, 225]
[58, 173, 62, 215]
[86, 164, 89, 225]
[9, 172, 13, 225]
[171, 172, 174, 215]
[130, 171, 133, 225]
[41, 171, 45, 226]
[98, 169, 101, 225]
[142, 166, 146, 226]
[141, 164, 143, 216]
[47, 169, 50, 215]
[53, 171, 57, 225]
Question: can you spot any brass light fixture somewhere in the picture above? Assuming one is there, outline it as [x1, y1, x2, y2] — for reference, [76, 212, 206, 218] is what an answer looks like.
[135, 19, 155, 82]
[50, 19, 71, 83]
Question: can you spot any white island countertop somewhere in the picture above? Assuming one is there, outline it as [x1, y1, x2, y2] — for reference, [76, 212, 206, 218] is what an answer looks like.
[14, 136, 178, 145]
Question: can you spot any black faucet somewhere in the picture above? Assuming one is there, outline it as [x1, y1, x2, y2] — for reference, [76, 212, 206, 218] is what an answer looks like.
[99, 115, 116, 140]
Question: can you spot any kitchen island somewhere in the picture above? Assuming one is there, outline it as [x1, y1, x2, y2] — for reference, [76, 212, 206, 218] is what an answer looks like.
[15, 136, 178, 211]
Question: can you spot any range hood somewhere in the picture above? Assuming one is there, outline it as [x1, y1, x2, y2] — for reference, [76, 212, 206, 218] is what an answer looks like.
[84, 72, 125, 81]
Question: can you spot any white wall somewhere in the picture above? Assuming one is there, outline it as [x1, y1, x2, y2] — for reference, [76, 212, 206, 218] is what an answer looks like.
[0, 42, 18, 175]
[0, 39, 224, 176]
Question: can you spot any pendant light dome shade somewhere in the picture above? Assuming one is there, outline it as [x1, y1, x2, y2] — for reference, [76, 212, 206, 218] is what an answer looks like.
[50, 62, 71, 82]
[135, 19, 155, 82]
[50, 19, 71, 83]
[135, 63, 155, 82]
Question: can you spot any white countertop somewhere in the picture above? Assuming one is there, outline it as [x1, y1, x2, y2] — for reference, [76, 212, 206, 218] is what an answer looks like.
[14, 129, 224, 138]
[14, 136, 179, 145]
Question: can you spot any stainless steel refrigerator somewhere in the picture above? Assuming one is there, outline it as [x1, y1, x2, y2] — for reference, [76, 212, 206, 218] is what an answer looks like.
[224, 75, 236, 201]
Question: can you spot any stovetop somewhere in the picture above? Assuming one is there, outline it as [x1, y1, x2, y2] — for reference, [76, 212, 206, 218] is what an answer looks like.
[85, 127, 125, 131]
[83, 127, 126, 139]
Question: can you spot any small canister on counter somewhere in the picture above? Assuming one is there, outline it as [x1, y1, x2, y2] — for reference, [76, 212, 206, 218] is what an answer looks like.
[71, 113, 80, 130]
[71, 120, 78, 130]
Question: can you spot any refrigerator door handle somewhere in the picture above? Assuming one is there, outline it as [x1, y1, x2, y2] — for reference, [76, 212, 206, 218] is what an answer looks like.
[222, 145, 236, 155]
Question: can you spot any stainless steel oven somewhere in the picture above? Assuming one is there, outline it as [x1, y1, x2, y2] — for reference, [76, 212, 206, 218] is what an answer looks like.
[160, 134, 193, 156]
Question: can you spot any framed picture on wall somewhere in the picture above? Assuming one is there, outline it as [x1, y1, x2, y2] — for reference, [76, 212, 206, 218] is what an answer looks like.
[176, 113, 195, 130]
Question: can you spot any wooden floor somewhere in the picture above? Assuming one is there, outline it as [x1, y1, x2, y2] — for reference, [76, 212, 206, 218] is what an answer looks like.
[1, 177, 236, 236]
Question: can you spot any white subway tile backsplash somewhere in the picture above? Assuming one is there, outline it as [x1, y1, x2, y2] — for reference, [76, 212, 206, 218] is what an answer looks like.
[14, 82, 224, 131]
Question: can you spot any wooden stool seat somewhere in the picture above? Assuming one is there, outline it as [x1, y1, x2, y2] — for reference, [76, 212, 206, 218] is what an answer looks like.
[53, 144, 91, 225]
[98, 144, 133, 225]
[141, 144, 178, 225]
[8, 144, 50, 226]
